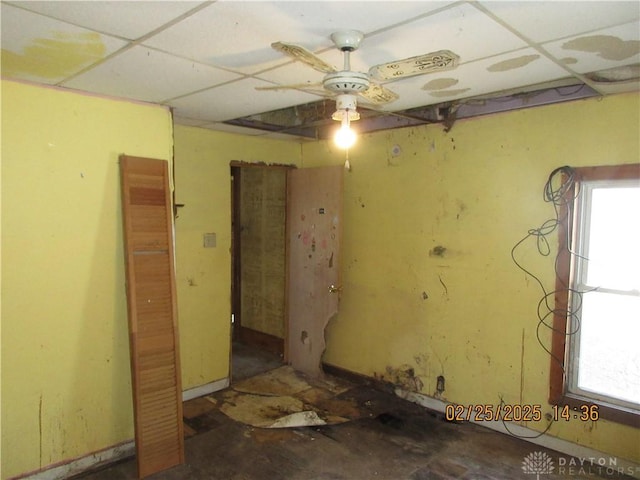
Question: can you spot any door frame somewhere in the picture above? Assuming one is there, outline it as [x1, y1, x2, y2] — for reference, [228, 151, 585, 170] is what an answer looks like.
[230, 161, 295, 366]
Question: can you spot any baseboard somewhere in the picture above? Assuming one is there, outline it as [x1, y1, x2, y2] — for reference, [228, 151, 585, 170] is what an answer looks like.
[396, 388, 640, 480]
[9, 440, 135, 480]
[12, 378, 230, 480]
[322, 362, 382, 388]
[182, 377, 229, 401]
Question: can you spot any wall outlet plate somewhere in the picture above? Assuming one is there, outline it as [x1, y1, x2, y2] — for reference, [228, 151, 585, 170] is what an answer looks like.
[203, 233, 216, 248]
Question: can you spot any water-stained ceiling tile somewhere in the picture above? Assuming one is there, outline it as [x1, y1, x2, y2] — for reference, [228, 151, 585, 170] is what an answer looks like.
[2, 32, 106, 80]
[585, 64, 640, 82]
[487, 55, 541, 72]
[422, 78, 459, 91]
[0, 4, 126, 84]
[561, 57, 579, 65]
[562, 35, 640, 61]
[428, 88, 471, 98]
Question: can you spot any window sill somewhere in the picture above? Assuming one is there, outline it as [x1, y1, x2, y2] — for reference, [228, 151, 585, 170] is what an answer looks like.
[558, 394, 640, 428]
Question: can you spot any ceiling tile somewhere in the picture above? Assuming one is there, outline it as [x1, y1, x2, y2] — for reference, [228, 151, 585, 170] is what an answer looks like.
[1, 0, 637, 138]
[0, 3, 127, 84]
[167, 77, 323, 122]
[380, 48, 573, 111]
[480, 1, 640, 43]
[542, 22, 640, 74]
[142, 1, 457, 74]
[255, 62, 327, 94]
[255, 2, 533, 101]
[349, 2, 529, 71]
[63, 46, 242, 102]
[7, 0, 205, 40]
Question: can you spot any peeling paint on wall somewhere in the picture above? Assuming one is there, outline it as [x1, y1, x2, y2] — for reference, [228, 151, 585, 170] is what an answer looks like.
[562, 35, 640, 61]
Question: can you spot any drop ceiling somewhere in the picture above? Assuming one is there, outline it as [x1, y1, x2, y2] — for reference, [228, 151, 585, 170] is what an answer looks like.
[2, 1, 639, 140]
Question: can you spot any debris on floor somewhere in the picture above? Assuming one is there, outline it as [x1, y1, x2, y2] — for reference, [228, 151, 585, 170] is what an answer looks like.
[219, 366, 357, 428]
[232, 365, 313, 396]
[77, 360, 633, 480]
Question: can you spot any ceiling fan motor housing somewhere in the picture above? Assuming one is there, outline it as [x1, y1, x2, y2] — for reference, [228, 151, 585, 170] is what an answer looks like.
[323, 71, 370, 93]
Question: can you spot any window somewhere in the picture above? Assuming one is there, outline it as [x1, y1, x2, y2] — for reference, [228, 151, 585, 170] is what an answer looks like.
[550, 164, 640, 426]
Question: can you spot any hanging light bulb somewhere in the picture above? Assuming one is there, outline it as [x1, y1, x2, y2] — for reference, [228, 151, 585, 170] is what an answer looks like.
[332, 94, 359, 149]
[334, 113, 356, 149]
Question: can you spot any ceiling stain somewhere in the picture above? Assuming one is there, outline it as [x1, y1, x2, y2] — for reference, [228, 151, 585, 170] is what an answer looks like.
[561, 57, 579, 65]
[422, 78, 459, 91]
[488, 54, 540, 72]
[1, 32, 106, 80]
[429, 88, 471, 98]
[585, 64, 640, 83]
[562, 35, 640, 61]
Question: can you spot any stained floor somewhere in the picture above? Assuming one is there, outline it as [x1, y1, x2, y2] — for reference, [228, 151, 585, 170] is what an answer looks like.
[75, 345, 636, 480]
[231, 341, 284, 381]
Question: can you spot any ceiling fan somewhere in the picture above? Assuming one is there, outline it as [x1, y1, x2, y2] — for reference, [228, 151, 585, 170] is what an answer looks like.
[257, 30, 460, 107]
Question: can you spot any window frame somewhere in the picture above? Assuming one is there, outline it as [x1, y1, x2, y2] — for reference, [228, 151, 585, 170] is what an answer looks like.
[549, 163, 640, 427]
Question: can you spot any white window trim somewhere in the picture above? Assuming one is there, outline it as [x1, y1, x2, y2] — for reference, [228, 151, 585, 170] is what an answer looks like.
[566, 178, 640, 412]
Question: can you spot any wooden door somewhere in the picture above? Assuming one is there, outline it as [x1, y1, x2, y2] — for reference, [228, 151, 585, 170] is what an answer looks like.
[287, 166, 343, 377]
[120, 155, 184, 478]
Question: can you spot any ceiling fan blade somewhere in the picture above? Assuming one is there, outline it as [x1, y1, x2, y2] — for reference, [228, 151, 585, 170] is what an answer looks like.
[271, 41, 337, 74]
[369, 50, 460, 81]
[358, 83, 399, 105]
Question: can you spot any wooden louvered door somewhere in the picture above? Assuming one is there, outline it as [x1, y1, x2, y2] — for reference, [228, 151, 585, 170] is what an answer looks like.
[120, 155, 184, 478]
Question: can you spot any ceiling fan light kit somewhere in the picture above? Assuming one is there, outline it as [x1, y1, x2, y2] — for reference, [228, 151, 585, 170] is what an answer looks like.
[267, 29, 463, 148]
[334, 114, 357, 150]
[332, 94, 360, 121]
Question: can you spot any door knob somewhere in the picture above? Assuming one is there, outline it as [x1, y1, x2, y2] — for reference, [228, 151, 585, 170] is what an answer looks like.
[328, 284, 342, 293]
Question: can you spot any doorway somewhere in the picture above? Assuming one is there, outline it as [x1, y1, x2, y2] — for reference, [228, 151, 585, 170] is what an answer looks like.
[230, 163, 344, 380]
[230, 163, 291, 381]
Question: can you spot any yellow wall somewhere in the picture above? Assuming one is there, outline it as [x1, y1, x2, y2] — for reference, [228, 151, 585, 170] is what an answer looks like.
[2, 77, 638, 478]
[0, 81, 302, 478]
[172, 125, 301, 389]
[302, 93, 640, 462]
[0, 80, 173, 479]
